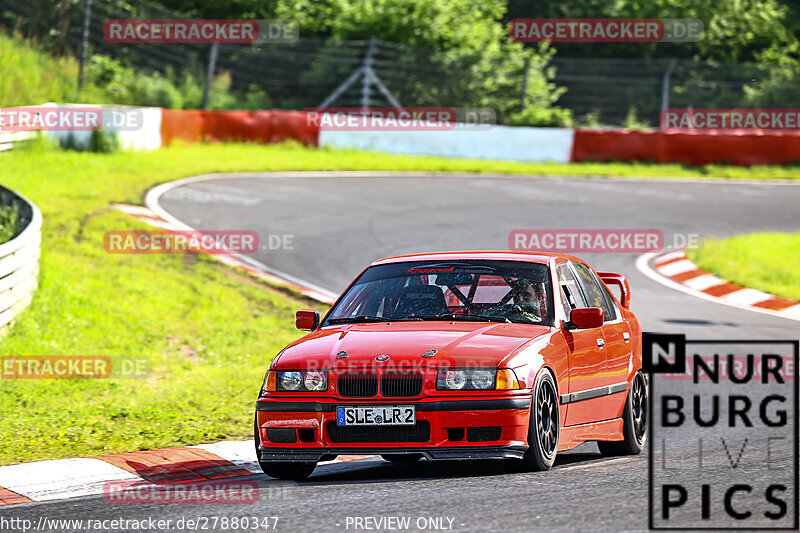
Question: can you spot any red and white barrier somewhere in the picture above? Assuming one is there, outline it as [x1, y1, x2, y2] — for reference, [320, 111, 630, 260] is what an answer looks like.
[22, 105, 800, 167]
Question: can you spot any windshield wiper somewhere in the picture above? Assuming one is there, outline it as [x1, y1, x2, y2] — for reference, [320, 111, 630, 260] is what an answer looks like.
[327, 315, 426, 324]
[410, 314, 509, 323]
[327, 315, 388, 324]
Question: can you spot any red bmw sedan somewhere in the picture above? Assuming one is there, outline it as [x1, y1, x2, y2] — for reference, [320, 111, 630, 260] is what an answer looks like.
[254, 251, 646, 480]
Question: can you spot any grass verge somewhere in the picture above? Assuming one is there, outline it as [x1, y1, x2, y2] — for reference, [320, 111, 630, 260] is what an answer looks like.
[0, 203, 18, 243]
[2, 142, 800, 465]
[688, 233, 800, 302]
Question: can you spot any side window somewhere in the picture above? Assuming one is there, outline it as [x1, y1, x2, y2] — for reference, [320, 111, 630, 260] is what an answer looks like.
[572, 263, 617, 322]
[556, 263, 587, 318]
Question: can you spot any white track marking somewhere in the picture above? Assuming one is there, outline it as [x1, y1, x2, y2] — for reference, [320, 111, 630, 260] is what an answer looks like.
[782, 304, 800, 318]
[656, 259, 697, 277]
[144, 178, 338, 304]
[654, 251, 685, 266]
[557, 457, 633, 471]
[0, 458, 139, 501]
[192, 441, 261, 474]
[720, 288, 775, 306]
[682, 273, 725, 291]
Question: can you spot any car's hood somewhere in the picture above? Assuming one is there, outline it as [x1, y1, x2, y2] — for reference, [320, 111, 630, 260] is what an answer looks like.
[274, 321, 553, 369]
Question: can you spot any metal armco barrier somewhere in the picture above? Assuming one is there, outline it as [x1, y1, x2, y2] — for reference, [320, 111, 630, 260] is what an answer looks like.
[0, 185, 41, 336]
[0, 131, 36, 152]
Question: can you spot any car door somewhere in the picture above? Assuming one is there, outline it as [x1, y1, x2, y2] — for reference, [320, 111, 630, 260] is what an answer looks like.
[556, 262, 608, 427]
[571, 262, 632, 421]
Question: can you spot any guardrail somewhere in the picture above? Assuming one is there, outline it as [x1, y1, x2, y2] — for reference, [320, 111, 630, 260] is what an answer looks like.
[0, 131, 36, 152]
[0, 185, 41, 336]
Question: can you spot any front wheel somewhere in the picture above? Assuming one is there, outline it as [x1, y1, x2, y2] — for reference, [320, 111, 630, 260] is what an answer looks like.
[254, 413, 316, 480]
[516, 369, 559, 471]
[598, 372, 647, 456]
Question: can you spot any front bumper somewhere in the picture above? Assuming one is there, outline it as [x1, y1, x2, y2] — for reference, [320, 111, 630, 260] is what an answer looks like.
[257, 445, 528, 462]
[255, 396, 532, 462]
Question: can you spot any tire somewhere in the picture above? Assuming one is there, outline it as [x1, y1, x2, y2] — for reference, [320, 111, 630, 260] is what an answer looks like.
[253, 413, 317, 480]
[598, 372, 647, 456]
[381, 454, 423, 463]
[516, 369, 559, 471]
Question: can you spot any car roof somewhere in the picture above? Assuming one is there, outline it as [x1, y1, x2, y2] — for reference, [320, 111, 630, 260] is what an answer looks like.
[370, 250, 586, 266]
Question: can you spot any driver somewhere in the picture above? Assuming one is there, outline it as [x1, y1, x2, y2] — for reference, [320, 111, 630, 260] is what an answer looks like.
[509, 279, 542, 321]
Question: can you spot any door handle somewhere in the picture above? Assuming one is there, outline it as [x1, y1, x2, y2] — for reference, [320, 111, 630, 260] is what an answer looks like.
[596, 338, 605, 347]
[623, 332, 630, 342]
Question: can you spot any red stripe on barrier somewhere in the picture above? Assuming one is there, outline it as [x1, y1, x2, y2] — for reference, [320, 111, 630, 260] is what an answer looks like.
[160, 109, 319, 147]
[571, 129, 800, 166]
[97, 447, 251, 484]
[0, 487, 31, 505]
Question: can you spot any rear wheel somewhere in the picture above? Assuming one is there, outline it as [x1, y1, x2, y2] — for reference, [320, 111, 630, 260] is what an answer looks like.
[381, 454, 423, 463]
[253, 414, 317, 480]
[516, 370, 559, 471]
[598, 372, 647, 456]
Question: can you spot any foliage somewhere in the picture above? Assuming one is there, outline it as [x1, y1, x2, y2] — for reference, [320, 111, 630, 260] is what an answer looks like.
[0, 32, 108, 106]
[506, 0, 799, 64]
[275, 0, 569, 124]
[0, 203, 19, 243]
[622, 107, 652, 131]
[85, 54, 271, 110]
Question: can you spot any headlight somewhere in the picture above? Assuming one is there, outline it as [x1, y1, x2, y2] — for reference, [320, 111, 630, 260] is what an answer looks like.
[471, 370, 495, 390]
[280, 371, 303, 390]
[304, 371, 327, 391]
[274, 370, 329, 392]
[444, 370, 467, 390]
[437, 368, 498, 390]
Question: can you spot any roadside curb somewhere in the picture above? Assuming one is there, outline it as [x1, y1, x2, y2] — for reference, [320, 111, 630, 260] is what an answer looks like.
[0, 441, 372, 506]
[644, 250, 800, 321]
[112, 203, 337, 305]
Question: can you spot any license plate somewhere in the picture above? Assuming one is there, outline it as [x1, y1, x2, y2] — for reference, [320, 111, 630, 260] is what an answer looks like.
[336, 405, 415, 426]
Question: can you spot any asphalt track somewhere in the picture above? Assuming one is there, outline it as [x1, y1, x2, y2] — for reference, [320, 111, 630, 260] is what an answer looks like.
[6, 173, 800, 532]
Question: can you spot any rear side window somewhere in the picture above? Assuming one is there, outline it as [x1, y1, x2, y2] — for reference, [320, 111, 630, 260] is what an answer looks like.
[556, 263, 587, 318]
[572, 263, 617, 322]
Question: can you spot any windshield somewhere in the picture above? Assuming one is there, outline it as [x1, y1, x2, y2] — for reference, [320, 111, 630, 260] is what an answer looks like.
[324, 260, 554, 326]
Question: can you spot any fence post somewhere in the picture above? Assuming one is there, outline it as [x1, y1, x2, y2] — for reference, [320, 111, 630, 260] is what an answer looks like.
[361, 37, 377, 110]
[661, 58, 677, 114]
[202, 42, 219, 110]
[520, 54, 531, 112]
[78, 0, 92, 88]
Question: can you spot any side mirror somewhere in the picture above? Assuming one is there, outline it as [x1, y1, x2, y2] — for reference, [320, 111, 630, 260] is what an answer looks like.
[569, 307, 604, 330]
[295, 310, 320, 331]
